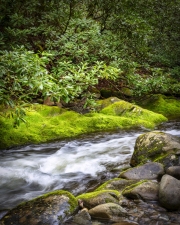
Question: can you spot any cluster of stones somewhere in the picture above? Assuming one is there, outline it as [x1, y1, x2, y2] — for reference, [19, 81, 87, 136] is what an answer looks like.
[69, 131, 180, 225]
[69, 162, 180, 225]
[0, 131, 180, 225]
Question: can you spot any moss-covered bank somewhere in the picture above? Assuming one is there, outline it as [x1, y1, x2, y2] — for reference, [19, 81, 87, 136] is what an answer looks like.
[137, 94, 180, 120]
[0, 98, 167, 150]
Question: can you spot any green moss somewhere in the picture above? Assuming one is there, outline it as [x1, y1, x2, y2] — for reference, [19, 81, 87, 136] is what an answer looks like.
[153, 153, 169, 163]
[76, 189, 120, 200]
[99, 100, 167, 129]
[19, 190, 77, 213]
[130, 131, 175, 166]
[47, 190, 77, 213]
[137, 94, 180, 119]
[122, 180, 147, 194]
[121, 87, 133, 97]
[0, 99, 167, 150]
[1, 190, 78, 225]
[96, 97, 121, 111]
[95, 178, 121, 191]
[100, 100, 167, 123]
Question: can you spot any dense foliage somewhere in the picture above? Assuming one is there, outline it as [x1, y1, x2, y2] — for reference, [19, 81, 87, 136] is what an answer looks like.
[0, 0, 180, 118]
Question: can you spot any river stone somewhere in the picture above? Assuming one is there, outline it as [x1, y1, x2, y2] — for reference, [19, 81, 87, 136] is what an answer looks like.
[130, 131, 180, 168]
[119, 162, 164, 180]
[73, 208, 92, 225]
[77, 191, 119, 210]
[159, 174, 180, 210]
[122, 180, 159, 201]
[97, 178, 139, 192]
[0, 190, 78, 225]
[89, 203, 127, 222]
[166, 166, 180, 179]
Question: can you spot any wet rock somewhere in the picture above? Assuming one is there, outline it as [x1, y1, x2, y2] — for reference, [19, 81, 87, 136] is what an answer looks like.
[119, 162, 164, 180]
[89, 203, 127, 222]
[0, 190, 78, 225]
[159, 174, 180, 210]
[166, 166, 180, 179]
[130, 131, 180, 168]
[122, 180, 159, 201]
[73, 208, 92, 225]
[96, 178, 138, 192]
[117, 196, 180, 225]
[76, 191, 120, 210]
[119, 197, 136, 208]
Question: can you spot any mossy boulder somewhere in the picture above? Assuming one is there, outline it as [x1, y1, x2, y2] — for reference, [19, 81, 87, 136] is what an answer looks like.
[137, 94, 180, 120]
[99, 98, 167, 128]
[122, 180, 159, 201]
[121, 87, 133, 97]
[96, 97, 121, 110]
[95, 178, 138, 193]
[76, 190, 120, 210]
[130, 131, 180, 168]
[0, 190, 78, 225]
[0, 98, 167, 150]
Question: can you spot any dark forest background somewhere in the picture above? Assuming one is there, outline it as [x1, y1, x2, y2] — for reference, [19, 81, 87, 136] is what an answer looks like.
[1, 0, 180, 113]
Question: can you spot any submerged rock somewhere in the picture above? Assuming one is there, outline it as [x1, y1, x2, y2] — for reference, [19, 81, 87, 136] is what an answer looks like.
[159, 174, 180, 210]
[119, 162, 164, 180]
[130, 131, 180, 168]
[0, 190, 78, 225]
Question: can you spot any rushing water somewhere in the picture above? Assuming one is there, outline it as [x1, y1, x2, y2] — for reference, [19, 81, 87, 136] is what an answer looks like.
[0, 122, 180, 215]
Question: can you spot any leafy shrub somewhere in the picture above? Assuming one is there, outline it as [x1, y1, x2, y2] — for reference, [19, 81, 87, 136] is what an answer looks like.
[0, 46, 120, 125]
[0, 46, 58, 107]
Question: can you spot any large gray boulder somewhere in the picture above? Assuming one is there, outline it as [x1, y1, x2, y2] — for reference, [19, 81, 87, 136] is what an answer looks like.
[0, 190, 78, 225]
[122, 180, 159, 201]
[89, 203, 127, 222]
[130, 131, 180, 168]
[119, 162, 164, 180]
[159, 174, 180, 210]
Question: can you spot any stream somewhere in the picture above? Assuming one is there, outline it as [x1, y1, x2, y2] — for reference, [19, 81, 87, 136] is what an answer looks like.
[0, 122, 180, 218]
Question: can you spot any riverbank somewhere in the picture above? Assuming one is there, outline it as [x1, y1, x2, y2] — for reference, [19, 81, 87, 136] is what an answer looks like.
[0, 96, 170, 150]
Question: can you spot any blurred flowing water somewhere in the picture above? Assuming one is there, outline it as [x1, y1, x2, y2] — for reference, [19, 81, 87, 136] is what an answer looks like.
[0, 122, 179, 215]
